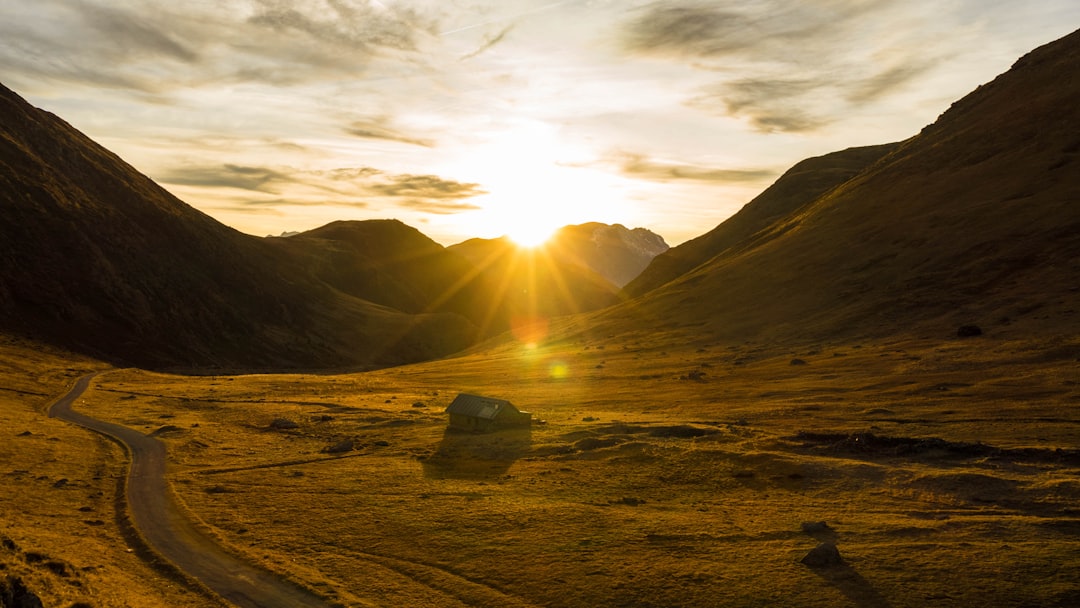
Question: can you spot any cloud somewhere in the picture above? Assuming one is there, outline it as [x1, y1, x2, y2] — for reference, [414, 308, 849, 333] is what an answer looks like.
[160, 164, 295, 193]
[367, 174, 487, 200]
[0, 0, 439, 93]
[345, 119, 435, 148]
[160, 163, 486, 215]
[618, 0, 947, 132]
[609, 152, 777, 183]
[459, 24, 515, 61]
[394, 200, 484, 215]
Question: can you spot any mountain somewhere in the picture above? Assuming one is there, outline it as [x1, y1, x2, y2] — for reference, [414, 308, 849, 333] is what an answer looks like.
[0, 83, 474, 369]
[596, 28, 1080, 346]
[271, 219, 489, 319]
[448, 236, 620, 329]
[623, 143, 899, 297]
[548, 223, 669, 288]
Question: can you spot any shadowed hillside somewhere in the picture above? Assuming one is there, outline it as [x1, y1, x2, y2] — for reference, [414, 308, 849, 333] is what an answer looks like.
[598, 28, 1080, 347]
[624, 143, 899, 297]
[0, 84, 474, 369]
[271, 219, 497, 323]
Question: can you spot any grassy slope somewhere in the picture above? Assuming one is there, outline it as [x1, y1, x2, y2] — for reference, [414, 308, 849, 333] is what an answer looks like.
[623, 143, 899, 298]
[614, 29, 1080, 347]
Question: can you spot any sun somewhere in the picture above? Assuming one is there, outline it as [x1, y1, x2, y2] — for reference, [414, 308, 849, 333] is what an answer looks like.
[438, 120, 640, 246]
[506, 221, 558, 248]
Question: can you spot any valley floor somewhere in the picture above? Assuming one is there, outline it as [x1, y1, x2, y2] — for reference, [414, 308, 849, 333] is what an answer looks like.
[4, 332, 1080, 607]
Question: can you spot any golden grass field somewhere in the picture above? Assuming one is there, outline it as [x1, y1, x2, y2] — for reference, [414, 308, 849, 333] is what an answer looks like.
[4, 326, 1080, 607]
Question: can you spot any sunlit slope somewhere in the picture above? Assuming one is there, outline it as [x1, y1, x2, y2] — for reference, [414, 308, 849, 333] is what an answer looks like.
[624, 143, 899, 297]
[604, 28, 1080, 345]
[547, 223, 669, 288]
[448, 236, 620, 327]
[0, 83, 473, 369]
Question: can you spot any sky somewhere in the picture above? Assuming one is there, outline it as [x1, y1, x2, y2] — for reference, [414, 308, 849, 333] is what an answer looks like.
[1, 1, 1077, 246]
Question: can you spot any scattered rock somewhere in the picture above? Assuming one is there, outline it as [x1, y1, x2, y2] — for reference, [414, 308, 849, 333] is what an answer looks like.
[268, 418, 299, 430]
[15, 431, 32, 437]
[801, 542, 843, 567]
[0, 576, 44, 608]
[313, 415, 334, 422]
[790, 358, 808, 366]
[52, 478, 68, 488]
[801, 521, 831, 534]
[648, 425, 717, 439]
[149, 425, 183, 437]
[324, 439, 355, 454]
[582, 416, 598, 422]
[683, 370, 707, 382]
[411, 402, 427, 408]
[957, 325, 983, 337]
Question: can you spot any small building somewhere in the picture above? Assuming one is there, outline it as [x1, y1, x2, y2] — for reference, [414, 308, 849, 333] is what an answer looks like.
[445, 393, 531, 432]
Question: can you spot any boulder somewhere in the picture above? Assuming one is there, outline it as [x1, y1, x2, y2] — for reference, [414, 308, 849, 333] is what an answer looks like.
[269, 418, 299, 430]
[801, 542, 843, 567]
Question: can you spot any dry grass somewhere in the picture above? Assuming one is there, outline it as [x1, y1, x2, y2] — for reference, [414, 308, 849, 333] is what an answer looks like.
[42, 330, 1080, 607]
[0, 337, 221, 607]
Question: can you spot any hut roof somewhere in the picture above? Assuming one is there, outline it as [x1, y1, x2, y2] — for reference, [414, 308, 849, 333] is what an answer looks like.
[445, 393, 517, 420]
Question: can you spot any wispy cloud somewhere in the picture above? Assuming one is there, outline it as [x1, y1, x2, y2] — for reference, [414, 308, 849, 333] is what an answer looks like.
[367, 174, 487, 200]
[161, 164, 295, 193]
[161, 163, 485, 215]
[345, 119, 435, 148]
[577, 151, 777, 183]
[619, 0, 948, 132]
[0, 0, 439, 93]
[459, 24, 515, 61]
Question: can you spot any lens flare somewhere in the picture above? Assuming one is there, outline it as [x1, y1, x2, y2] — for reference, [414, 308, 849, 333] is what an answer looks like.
[549, 361, 569, 379]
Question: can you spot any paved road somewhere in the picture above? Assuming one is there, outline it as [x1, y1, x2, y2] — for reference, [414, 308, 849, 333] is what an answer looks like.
[49, 373, 335, 608]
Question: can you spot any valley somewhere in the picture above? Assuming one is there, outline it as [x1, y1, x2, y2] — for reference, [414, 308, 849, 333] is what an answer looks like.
[6, 329, 1078, 607]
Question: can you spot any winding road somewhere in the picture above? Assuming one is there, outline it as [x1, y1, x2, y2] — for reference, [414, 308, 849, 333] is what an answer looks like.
[49, 373, 335, 608]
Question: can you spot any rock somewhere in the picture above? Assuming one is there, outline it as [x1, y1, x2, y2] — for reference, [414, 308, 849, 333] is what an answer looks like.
[790, 358, 808, 366]
[800, 521, 831, 534]
[411, 402, 427, 408]
[269, 418, 299, 430]
[684, 370, 707, 382]
[957, 325, 983, 337]
[149, 425, 183, 437]
[373, 440, 390, 447]
[52, 478, 68, 488]
[0, 576, 44, 608]
[324, 439, 354, 454]
[801, 542, 843, 567]
[15, 431, 32, 437]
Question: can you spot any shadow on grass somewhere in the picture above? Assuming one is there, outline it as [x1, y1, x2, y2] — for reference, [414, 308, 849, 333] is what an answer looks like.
[421, 426, 532, 480]
[807, 562, 892, 608]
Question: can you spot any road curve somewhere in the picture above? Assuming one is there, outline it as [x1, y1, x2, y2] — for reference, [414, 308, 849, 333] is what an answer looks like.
[49, 373, 335, 608]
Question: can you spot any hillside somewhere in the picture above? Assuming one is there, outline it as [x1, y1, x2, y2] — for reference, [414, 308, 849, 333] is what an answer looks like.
[598, 28, 1080, 347]
[547, 223, 669, 288]
[0, 83, 474, 369]
[623, 143, 899, 297]
[448, 236, 620, 330]
[271, 219, 493, 320]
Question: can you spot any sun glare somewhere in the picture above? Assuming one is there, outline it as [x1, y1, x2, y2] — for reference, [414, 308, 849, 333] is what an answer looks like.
[439, 121, 639, 246]
[506, 222, 557, 248]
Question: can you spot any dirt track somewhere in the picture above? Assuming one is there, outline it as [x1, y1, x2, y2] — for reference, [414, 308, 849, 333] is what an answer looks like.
[49, 373, 334, 608]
